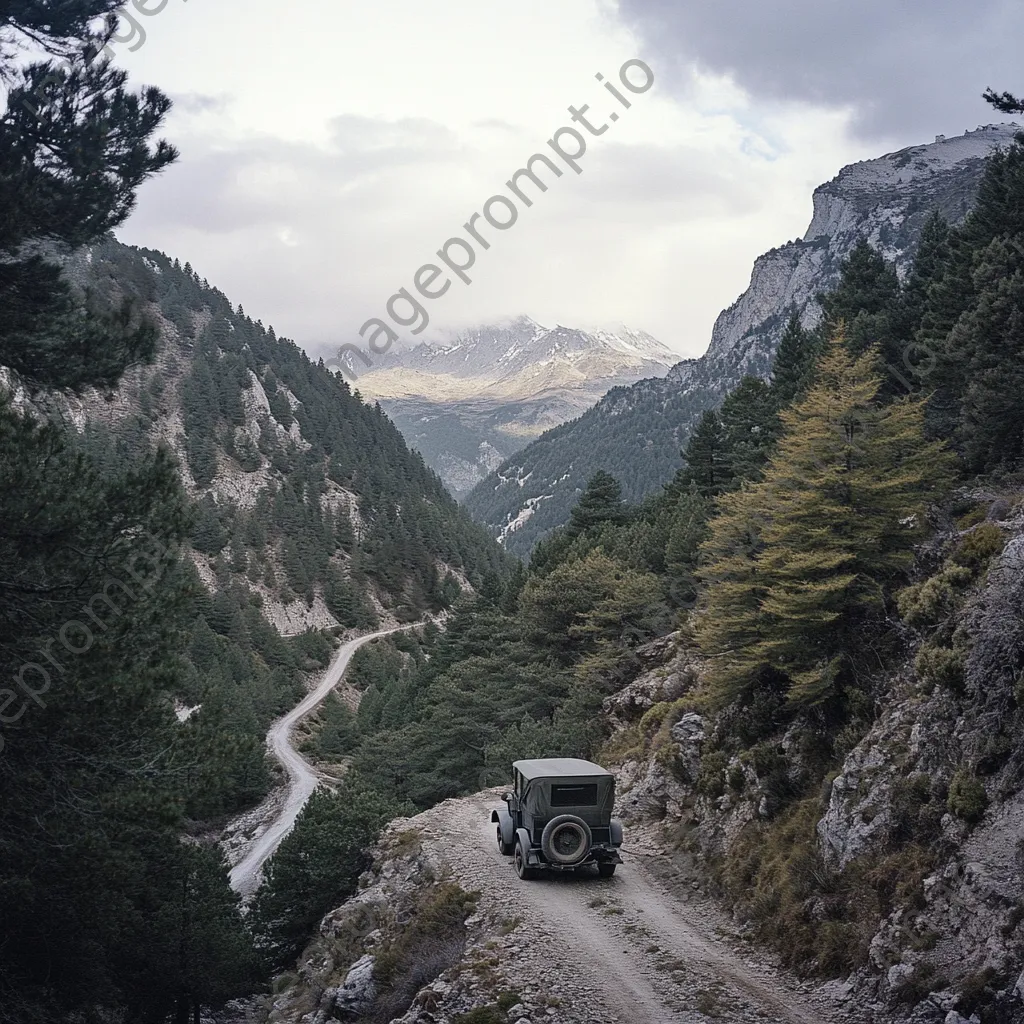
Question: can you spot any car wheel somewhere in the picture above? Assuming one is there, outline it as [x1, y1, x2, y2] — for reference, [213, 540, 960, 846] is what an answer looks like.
[514, 839, 537, 880]
[597, 862, 616, 878]
[541, 814, 592, 866]
[497, 825, 513, 855]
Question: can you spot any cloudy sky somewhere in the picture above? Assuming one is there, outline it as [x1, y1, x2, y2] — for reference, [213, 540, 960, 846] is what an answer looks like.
[109, 0, 1022, 359]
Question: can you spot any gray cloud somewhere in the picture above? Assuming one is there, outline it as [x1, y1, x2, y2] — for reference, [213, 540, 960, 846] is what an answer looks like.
[170, 92, 230, 115]
[615, 0, 1024, 139]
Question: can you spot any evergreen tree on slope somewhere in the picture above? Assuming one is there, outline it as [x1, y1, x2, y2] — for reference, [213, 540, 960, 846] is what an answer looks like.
[696, 331, 951, 708]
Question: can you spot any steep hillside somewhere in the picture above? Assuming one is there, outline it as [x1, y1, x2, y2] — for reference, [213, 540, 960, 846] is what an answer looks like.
[46, 235, 507, 816]
[465, 124, 1021, 558]
[606, 492, 1024, 1022]
[351, 316, 675, 496]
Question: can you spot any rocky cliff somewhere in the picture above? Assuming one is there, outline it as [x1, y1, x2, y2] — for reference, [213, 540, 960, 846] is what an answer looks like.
[464, 124, 1022, 558]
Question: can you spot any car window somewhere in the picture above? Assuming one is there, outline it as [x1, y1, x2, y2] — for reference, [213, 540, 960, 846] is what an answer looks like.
[550, 783, 598, 806]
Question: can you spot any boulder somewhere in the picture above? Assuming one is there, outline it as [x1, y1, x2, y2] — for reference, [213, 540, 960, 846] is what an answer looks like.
[334, 954, 376, 1017]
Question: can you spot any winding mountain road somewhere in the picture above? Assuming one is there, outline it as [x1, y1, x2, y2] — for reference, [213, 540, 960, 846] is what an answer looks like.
[229, 624, 415, 895]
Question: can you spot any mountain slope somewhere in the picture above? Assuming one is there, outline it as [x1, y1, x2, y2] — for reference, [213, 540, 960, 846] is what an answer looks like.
[464, 124, 1021, 558]
[351, 316, 675, 496]
[48, 234, 507, 816]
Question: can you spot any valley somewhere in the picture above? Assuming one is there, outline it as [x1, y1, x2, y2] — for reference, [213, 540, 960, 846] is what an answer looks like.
[350, 317, 674, 496]
[228, 624, 421, 896]
[3, 6, 1024, 1024]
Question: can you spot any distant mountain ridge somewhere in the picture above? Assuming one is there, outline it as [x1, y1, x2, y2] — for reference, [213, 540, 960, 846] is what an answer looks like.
[372, 316, 671, 381]
[351, 316, 675, 496]
[464, 123, 1023, 557]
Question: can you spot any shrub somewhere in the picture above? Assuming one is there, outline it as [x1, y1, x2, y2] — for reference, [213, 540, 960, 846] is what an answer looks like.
[653, 740, 690, 785]
[948, 768, 988, 823]
[370, 884, 477, 1021]
[896, 565, 972, 627]
[638, 699, 680, 736]
[696, 750, 728, 798]
[748, 741, 785, 779]
[891, 962, 942, 1005]
[914, 642, 966, 692]
[453, 1008, 504, 1024]
[956, 966, 1004, 1017]
[952, 523, 1005, 569]
[599, 724, 643, 765]
[955, 504, 987, 529]
[890, 774, 941, 844]
[860, 844, 936, 913]
[640, 697, 697, 754]
[272, 973, 297, 994]
[496, 991, 521, 1013]
[717, 799, 938, 979]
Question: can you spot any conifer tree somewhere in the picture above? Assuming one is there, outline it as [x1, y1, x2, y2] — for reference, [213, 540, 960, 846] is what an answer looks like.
[920, 136, 1024, 463]
[983, 87, 1024, 114]
[719, 376, 779, 481]
[696, 331, 952, 707]
[771, 313, 823, 407]
[0, 4, 176, 392]
[679, 410, 730, 495]
[821, 240, 900, 351]
[566, 470, 626, 537]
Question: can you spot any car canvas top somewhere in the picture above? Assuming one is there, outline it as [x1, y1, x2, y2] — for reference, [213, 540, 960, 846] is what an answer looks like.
[512, 757, 612, 780]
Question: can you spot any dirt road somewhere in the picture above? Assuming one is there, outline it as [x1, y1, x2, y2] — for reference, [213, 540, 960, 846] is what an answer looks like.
[228, 625, 412, 895]
[413, 791, 862, 1024]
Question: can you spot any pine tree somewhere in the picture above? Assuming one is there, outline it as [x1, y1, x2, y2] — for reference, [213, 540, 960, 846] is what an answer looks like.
[921, 136, 1024, 465]
[719, 376, 779, 481]
[956, 238, 1024, 471]
[771, 313, 823, 407]
[663, 487, 710, 608]
[0, 5, 176, 392]
[566, 470, 626, 537]
[821, 240, 901, 358]
[697, 332, 952, 707]
[679, 410, 730, 495]
[983, 87, 1024, 114]
[819, 241, 910, 401]
[0, 10, 260, 1021]
[250, 784, 399, 967]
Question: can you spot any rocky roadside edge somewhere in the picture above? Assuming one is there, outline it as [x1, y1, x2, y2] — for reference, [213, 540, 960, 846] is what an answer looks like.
[264, 796, 619, 1024]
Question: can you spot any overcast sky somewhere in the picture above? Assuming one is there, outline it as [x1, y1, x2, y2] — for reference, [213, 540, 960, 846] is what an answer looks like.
[106, 0, 1021, 359]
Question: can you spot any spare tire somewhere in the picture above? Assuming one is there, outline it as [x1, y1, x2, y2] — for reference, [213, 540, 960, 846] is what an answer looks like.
[541, 814, 592, 865]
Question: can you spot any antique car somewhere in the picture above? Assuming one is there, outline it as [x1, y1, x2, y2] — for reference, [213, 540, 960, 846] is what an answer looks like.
[491, 758, 623, 879]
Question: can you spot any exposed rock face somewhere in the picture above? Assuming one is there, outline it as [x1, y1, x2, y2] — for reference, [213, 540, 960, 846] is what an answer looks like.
[465, 124, 1023, 557]
[333, 954, 376, 1016]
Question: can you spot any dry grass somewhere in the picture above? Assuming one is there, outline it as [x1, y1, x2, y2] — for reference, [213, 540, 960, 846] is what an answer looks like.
[369, 882, 478, 1022]
[716, 796, 938, 977]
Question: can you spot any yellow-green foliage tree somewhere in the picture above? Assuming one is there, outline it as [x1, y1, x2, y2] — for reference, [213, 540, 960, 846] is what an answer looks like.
[696, 332, 952, 707]
[519, 548, 663, 679]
